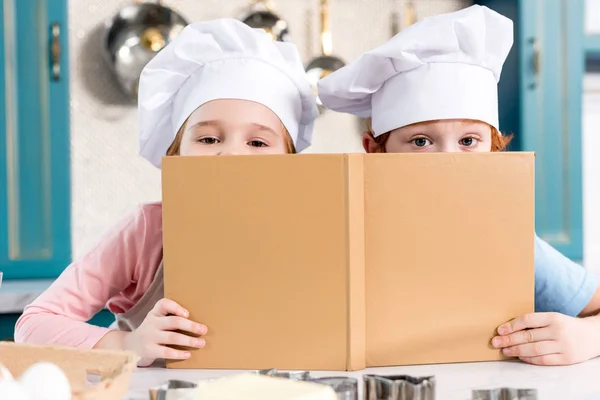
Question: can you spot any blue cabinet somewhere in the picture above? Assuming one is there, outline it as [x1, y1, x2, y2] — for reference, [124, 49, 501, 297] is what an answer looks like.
[0, 0, 71, 279]
[585, 35, 600, 55]
[477, 0, 586, 260]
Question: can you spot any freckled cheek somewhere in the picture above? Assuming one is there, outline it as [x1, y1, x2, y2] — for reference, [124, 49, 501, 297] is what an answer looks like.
[477, 141, 493, 152]
[395, 143, 436, 153]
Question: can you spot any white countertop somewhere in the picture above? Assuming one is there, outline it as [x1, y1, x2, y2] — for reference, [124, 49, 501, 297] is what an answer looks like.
[124, 358, 600, 400]
[0, 279, 54, 314]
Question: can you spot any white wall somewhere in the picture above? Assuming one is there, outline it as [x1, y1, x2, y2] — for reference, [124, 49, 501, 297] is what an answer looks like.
[586, 0, 600, 34]
[68, 0, 472, 259]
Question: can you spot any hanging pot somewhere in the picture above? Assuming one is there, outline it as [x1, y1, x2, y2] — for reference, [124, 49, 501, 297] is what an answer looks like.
[240, 0, 290, 42]
[102, 0, 188, 101]
[305, 0, 346, 114]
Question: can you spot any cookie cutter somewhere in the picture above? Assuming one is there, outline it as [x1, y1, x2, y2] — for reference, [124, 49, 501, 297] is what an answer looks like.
[472, 388, 538, 400]
[257, 368, 311, 380]
[149, 379, 198, 400]
[363, 374, 436, 400]
[310, 376, 359, 400]
[257, 369, 359, 399]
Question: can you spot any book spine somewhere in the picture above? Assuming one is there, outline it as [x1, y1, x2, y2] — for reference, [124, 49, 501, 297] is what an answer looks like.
[344, 154, 366, 371]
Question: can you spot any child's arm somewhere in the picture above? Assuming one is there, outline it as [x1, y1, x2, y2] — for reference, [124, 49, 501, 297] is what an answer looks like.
[532, 235, 599, 317]
[491, 235, 600, 365]
[14, 204, 159, 349]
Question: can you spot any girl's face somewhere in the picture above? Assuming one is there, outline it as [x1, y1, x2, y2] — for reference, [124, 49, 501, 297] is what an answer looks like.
[363, 119, 493, 153]
[179, 99, 290, 156]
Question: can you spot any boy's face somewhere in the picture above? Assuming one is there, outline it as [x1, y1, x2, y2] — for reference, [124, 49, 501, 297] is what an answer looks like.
[179, 99, 289, 156]
[363, 119, 493, 153]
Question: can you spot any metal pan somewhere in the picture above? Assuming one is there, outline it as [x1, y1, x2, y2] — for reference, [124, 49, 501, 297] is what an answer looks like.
[240, 0, 290, 42]
[305, 0, 346, 114]
[102, 0, 188, 101]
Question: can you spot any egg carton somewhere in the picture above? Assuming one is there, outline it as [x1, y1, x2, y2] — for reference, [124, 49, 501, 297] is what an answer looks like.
[0, 341, 138, 400]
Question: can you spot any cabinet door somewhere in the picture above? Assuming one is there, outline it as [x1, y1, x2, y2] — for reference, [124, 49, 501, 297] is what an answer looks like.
[478, 0, 585, 260]
[519, 0, 585, 260]
[0, 0, 71, 279]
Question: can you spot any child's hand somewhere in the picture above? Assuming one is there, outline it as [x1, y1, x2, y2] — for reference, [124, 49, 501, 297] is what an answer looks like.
[124, 298, 207, 366]
[491, 312, 600, 366]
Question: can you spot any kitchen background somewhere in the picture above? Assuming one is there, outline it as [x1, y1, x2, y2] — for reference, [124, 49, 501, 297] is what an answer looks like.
[0, 0, 599, 338]
[69, 0, 469, 261]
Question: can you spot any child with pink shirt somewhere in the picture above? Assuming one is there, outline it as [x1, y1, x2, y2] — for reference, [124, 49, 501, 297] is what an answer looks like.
[14, 18, 318, 367]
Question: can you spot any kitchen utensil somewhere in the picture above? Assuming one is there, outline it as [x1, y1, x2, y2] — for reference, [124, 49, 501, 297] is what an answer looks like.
[257, 370, 358, 400]
[258, 369, 311, 380]
[363, 374, 435, 400]
[472, 387, 538, 400]
[102, 0, 188, 101]
[240, 0, 290, 42]
[305, 0, 345, 113]
[311, 377, 358, 400]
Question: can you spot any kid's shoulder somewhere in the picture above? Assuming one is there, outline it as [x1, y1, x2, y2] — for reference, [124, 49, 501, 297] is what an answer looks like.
[110, 202, 163, 236]
[136, 201, 163, 230]
[139, 201, 163, 218]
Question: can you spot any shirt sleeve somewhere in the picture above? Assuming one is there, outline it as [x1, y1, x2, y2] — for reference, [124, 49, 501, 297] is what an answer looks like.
[534, 234, 600, 316]
[13, 205, 152, 348]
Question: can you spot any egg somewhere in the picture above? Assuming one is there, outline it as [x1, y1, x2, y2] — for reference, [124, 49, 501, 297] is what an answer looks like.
[0, 363, 13, 381]
[19, 362, 71, 400]
[0, 379, 31, 400]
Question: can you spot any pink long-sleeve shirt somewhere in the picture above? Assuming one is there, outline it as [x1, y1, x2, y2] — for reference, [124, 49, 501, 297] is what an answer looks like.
[14, 202, 164, 348]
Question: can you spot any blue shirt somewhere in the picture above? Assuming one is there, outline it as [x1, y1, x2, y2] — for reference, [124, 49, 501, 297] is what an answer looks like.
[535, 235, 599, 316]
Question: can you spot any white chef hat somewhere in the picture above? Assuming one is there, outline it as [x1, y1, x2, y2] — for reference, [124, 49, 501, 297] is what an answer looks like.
[317, 5, 513, 137]
[138, 18, 318, 168]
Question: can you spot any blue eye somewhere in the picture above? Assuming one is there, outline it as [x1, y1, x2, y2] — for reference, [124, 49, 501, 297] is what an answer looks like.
[460, 137, 477, 147]
[412, 137, 431, 147]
